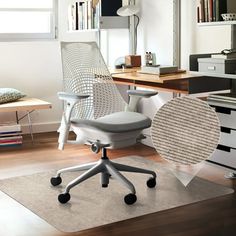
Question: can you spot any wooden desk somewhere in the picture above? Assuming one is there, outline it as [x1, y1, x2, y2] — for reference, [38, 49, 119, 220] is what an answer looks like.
[111, 68, 231, 95]
[0, 97, 52, 141]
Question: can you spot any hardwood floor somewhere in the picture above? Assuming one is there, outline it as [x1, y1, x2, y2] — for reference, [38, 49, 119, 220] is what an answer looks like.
[0, 132, 235, 236]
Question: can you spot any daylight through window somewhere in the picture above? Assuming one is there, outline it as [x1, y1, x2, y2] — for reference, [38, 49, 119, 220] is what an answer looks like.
[0, 0, 57, 40]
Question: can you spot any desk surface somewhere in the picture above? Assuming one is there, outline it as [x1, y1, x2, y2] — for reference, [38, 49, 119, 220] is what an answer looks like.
[111, 70, 196, 84]
[111, 68, 231, 94]
[0, 97, 52, 113]
[111, 68, 201, 94]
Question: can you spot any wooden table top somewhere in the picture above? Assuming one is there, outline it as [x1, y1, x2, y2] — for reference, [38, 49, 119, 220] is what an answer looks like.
[0, 97, 52, 113]
[112, 71, 197, 84]
[110, 68, 199, 84]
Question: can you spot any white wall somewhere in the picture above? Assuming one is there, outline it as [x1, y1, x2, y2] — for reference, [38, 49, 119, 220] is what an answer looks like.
[0, 42, 63, 133]
[100, 29, 129, 67]
[137, 0, 174, 65]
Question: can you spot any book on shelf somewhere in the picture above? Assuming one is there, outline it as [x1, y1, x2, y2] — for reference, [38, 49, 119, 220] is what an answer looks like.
[0, 135, 23, 144]
[69, 2, 75, 30]
[78, 2, 83, 30]
[0, 135, 23, 147]
[0, 123, 21, 133]
[204, 0, 209, 22]
[208, 0, 213, 22]
[75, 2, 79, 30]
[137, 66, 179, 75]
[199, 0, 205, 22]
[68, 0, 99, 31]
[0, 135, 22, 141]
[198, 0, 227, 23]
[87, 1, 92, 30]
[0, 139, 22, 147]
[211, 53, 236, 59]
[0, 123, 22, 147]
[0, 131, 22, 137]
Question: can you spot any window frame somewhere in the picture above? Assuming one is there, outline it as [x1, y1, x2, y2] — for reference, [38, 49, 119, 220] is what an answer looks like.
[0, 0, 58, 40]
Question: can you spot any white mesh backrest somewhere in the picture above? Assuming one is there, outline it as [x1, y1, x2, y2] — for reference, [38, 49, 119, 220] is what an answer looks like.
[61, 42, 126, 120]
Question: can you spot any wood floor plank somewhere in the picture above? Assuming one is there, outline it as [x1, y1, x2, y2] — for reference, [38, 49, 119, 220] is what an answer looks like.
[0, 132, 235, 236]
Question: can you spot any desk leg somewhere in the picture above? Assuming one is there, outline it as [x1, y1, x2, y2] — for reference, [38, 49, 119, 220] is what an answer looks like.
[16, 111, 19, 124]
[27, 112, 34, 143]
[126, 85, 137, 103]
[15, 111, 34, 143]
[173, 92, 181, 98]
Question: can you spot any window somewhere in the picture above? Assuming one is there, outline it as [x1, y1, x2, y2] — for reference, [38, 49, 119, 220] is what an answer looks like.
[0, 0, 57, 40]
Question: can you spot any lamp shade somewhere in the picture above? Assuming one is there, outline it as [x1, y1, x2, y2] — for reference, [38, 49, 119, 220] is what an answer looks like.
[117, 5, 139, 17]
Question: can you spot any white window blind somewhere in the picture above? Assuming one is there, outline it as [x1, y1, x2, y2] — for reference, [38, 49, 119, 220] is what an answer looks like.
[0, 0, 57, 40]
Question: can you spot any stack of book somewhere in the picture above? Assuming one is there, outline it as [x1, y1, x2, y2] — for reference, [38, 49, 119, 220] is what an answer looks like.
[197, 0, 227, 23]
[68, 0, 100, 31]
[0, 123, 23, 147]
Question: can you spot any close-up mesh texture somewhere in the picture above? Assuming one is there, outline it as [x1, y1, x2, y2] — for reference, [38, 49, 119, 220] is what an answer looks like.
[151, 97, 220, 165]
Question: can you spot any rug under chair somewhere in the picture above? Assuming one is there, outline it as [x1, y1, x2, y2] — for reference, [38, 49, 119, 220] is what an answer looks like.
[0, 156, 233, 233]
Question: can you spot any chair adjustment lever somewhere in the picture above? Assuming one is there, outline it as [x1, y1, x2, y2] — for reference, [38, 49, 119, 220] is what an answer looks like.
[136, 134, 146, 142]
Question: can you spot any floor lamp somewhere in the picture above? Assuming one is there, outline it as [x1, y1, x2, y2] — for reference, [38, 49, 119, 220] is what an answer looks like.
[117, 1, 140, 55]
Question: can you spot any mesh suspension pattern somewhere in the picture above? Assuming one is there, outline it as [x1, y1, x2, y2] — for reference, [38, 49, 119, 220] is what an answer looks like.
[61, 42, 126, 120]
[151, 97, 220, 165]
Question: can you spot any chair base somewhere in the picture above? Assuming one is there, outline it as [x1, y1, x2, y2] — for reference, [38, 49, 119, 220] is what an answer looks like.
[51, 148, 157, 204]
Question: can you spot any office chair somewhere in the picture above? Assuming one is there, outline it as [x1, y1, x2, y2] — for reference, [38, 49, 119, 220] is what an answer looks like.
[51, 42, 158, 205]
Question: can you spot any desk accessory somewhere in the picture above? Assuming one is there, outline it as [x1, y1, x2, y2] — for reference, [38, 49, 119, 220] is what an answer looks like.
[125, 55, 141, 67]
[221, 13, 236, 21]
[138, 65, 178, 75]
[211, 53, 236, 59]
[198, 58, 236, 74]
[189, 54, 212, 71]
[211, 48, 236, 59]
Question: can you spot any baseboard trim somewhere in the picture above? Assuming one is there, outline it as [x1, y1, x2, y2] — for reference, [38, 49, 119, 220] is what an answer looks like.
[21, 122, 60, 134]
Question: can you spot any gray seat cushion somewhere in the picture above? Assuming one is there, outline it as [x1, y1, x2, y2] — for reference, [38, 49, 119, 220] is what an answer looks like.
[71, 111, 151, 133]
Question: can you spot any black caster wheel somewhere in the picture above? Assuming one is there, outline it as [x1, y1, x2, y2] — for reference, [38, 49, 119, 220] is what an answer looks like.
[146, 177, 156, 188]
[50, 176, 62, 186]
[124, 193, 137, 205]
[58, 193, 71, 204]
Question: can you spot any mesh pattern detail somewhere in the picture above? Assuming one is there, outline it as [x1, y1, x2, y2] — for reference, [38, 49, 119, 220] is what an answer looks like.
[61, 42, 126, 120]
[151, 97, 220, 165]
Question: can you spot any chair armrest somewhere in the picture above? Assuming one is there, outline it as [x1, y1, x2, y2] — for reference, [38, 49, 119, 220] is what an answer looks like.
[127, 90, 158, 98]
[57, 92, 89, 150]
[58, 92, 89, 102]
[126, 90, 158, 112]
